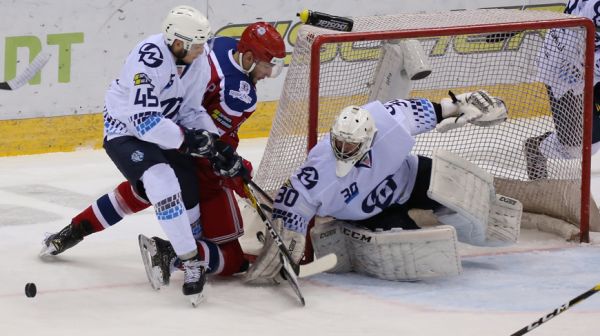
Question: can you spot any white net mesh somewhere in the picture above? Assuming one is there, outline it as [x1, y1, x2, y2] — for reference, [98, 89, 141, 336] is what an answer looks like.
[254, 9, 595, 234]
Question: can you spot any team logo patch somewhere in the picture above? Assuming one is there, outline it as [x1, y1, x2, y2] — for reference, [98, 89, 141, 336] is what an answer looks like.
[138, 43, 164, 68]
[229, 81, 252, 104]
[297, 167, 319, 190]
[133, 73, 153, 86]
[355, 150, 372, 169]
[131, 150, 144, 162]
[361, 175, 397, 214]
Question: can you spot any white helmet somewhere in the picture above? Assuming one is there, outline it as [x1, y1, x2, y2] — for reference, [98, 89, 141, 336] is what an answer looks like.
[330, 105, 377, 177]
[162, 5, 211, 51]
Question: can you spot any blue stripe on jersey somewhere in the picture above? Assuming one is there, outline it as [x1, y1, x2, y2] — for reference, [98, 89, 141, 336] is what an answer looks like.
[272, 208, 308, 234]
[96, 194, 123, 226]
[130, 112, 163, 136]
[409, 98, 437, 132]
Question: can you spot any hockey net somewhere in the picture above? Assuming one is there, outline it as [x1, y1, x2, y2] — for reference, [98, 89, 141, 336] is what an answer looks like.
[253, 9, 597, 246]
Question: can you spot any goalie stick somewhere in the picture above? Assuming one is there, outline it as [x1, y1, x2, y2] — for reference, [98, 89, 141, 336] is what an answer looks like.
[242, 181, 305, 305]
[0, 52, 51, 90]
[510, 283, 600, 336]
[255, 231, 337, 278]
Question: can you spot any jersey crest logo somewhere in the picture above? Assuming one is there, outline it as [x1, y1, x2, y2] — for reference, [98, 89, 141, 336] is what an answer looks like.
[138, 43, 164, 68]
[355, 150, 372, 169]
[229, 81, 252, 104]
[297, 167, 319, 190]
[133, 73, 153, 86]
[361, 175, 397, 214]
[131, 150, 144, 163]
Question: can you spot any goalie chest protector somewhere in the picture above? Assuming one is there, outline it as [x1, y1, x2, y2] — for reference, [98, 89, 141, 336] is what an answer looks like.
[291, 100, 418, 221]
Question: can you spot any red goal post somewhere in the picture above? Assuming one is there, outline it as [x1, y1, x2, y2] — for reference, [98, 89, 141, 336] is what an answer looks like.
[253, 9, 596, 252]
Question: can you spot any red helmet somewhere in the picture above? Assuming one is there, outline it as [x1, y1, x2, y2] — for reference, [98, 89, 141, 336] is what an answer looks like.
[237, 22, 286, 77]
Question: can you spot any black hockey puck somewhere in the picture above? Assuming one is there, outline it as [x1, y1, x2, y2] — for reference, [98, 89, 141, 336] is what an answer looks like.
[25, 283, 37, 298]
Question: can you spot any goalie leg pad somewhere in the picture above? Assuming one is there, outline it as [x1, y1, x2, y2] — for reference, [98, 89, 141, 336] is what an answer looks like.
[486, 194, 522, 245]
[310, 220, 352, 273]
[428, 149, 493, 246]
[342, 223, 462, 281]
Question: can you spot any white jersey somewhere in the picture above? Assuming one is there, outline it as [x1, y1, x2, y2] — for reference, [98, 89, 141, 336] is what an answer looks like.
[537, 0, 600, 98]
[272, 99, 438, 235]
[104, 34, 216, 149]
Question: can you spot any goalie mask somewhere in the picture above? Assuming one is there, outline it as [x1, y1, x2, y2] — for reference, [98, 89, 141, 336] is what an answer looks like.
[237, 22, 286, 78]
[330, 105, 377, 177]
[162, 5, 212, 51]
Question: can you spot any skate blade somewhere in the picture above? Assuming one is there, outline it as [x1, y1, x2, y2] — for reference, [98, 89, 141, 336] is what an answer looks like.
[138, 234, 162, 290]
[39, 233, 58, 258]
[188, 293, 205, 307]
[38, 245, 58, 258]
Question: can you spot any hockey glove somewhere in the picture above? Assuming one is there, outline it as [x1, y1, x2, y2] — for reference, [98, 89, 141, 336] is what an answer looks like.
[436, 90, 508, 133]
[180, 128, 217, 157]
[212, 141, 247, 178]
[222, 159, 254, 198]
[244, 217, 306, 284]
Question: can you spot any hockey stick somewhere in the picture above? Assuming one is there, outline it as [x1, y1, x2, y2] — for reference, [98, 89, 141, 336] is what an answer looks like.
[510, 283, 600, 336]
[0, 52, 51, 90]
[247, 179, 274, 204]
[255, 231, 337, 278]
[242, 181, 305, 306]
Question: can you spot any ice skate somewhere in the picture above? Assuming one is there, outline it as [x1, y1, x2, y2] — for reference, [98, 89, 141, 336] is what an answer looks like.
[138, 234, 177, 290]
[39, 221, 89, 257]
[182, 255, 207, 307]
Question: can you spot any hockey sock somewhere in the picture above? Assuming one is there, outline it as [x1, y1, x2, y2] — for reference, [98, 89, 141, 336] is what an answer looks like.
[72, 181, 150, 234]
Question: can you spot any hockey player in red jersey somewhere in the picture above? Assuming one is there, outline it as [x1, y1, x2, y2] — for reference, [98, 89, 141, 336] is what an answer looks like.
[40, 22, 286, 287]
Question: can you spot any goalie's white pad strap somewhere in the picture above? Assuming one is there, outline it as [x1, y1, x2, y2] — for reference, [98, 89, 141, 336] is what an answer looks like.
[428, 149, 494, 246]
[486, 194, 522, 245]
[343, 224, 461, 281]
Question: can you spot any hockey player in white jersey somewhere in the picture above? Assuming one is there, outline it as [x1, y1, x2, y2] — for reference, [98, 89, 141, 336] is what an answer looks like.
[525, 0, 600, 179]
[91, 5, 215, 304]
[246, 90, 523, 282]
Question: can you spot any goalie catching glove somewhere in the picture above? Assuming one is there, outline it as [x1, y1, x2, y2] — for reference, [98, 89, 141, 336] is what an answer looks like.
[436, 90, 507, 133]
[244, 217, 306, 284]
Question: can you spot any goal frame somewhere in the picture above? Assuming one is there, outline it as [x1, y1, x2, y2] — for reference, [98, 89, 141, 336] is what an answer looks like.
[305, 18, 595, 243]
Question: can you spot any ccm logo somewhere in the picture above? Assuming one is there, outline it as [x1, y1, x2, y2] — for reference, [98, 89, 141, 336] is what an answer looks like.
[499, 196, 517, 205]
[342, 227, 372, 243]
[319, 229, 337, 239]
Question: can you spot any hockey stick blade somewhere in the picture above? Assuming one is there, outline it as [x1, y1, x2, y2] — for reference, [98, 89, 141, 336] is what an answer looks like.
[256, 231, 337, 278]
[0, 52, 51, 90]
[299, 253, 337, 278]
[510, 283, 600, 336]
[280, 253, 305, 306]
